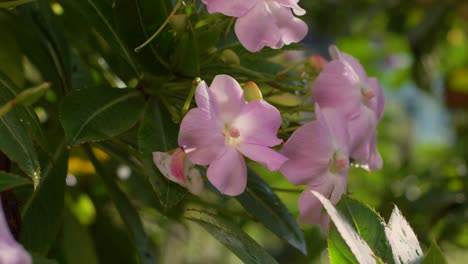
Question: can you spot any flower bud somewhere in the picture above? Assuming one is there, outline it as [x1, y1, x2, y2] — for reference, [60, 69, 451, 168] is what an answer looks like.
[220, 49, 240, 65]
[242, 81, 262, 102]
[308, 55, 328, 73]
[169, 14, 188, 32]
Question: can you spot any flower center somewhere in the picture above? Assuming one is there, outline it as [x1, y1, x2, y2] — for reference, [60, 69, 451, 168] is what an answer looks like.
[225, 126, 241, 146]
[359, 82, 375, 102]
[329, 151, 349, 174]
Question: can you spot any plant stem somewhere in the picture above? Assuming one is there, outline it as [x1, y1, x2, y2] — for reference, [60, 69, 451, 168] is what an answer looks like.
[134, 0, 183, 53]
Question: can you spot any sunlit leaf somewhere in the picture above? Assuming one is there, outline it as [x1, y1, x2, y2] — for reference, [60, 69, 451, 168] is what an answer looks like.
[385, 206, 423, 264]
[421, 240, 447, 264]
[312, 191, 377, 264]
[329, 197, 393, 264]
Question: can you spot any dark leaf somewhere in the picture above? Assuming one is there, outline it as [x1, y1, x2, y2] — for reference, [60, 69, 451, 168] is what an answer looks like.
[60, 87, 145, 147]
[237, 169, 307, 254]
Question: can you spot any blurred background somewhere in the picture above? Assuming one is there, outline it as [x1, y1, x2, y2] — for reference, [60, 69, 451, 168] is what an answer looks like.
[2, 0, 468, 263]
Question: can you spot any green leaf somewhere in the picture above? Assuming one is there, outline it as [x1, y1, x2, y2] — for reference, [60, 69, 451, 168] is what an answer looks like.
[18, 0, 71, 93]
[84, 145, 156, 264]
[138, 99, 187, 207]
[329, 196, 393, 264]
[32, 255, 58, 264]
[62, 209, 99, 264]
[421, 240, 447, 264]
[0, 24, 23, 87]
[186, 212, 279, 264]
[21, 141, 68, 255]
[385, 206, 423, 264]
[312, 192, 377, 264]
[0, 77, 41, 181]
[236, 169, 307, 254]
[61, 0, 139, 77]
[0, 71, 50, 153]
[60, 87, 145, 147]
[0, 0, 33, 8]
[0, 172, 32, 191]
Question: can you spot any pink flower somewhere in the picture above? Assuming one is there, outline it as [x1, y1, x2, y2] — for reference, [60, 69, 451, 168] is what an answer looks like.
[153, 148, 204, 195]
[202, 0, 308, 52]
[280, 104, 350, 227]
[0, 199, 31, 264]
[312, 45, 384, 170]
[178, 75, 287, 196]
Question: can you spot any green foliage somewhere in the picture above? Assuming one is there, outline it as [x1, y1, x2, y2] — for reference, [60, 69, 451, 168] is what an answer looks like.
[237, 169, 307, 254]
[421, 240, 448, 264]
[60, 87, 145, 147]
[138, 99, 187, 207]
[20, 142, 68, 255]
[329, 197, 393, 264]
[0, 172, 31, 191]
[186, 212, 279, 264]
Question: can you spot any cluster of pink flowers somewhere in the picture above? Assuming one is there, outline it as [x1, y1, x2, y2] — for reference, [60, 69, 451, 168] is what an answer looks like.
[281, 45, 385, 227]
[153, 1, 383, 228]
[154, 46, 384, 229]
[201, 0, 308, 52]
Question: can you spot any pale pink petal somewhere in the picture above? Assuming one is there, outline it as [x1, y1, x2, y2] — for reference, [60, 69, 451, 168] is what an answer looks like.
[194, 81, 213, 112]
[186, 168, 204, 195]
[348, 107, 376, 161]
[297, 175, 334, 226]
[317, 105, 350, 155]
[368, 136, 383, 171]
[280, 121, 332, 185]
[329, 45, 367, 82]
[231, 100, 282, 147]
[0, 200, 32, 264]
[298, 171, 348, 229]
[268, 2, 308, 47]
[209, 75, 246, 123]
[153, 151, 184, 184]
[178, 108, 225, 165]
[237, 143, 288, 171]
[202, 0, 258, 17]
[234, 2, 307, 52]
[207, 147, 247, 196]
[275, 0, 306, 16]
[312, 61, 362, 118]
[368, 77, 385, 121]
[234, 3, 281, 52]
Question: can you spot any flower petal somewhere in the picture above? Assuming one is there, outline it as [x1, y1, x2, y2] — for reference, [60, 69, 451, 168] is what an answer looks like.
[232, 100, 283, 147]
[234, 2, 307, 52]
[298, 171, 348, 229]
[178, 108, 225, 165]
[153, 151, 184, 184]
[329, 45, 368, 82]
[234, 3, 281, 52]
[207, 147, 247, 196]
[280, 121, 332, 185]
[275, 0, 306, 16]
[368, 77, 385, 122]
[312, 61, 362, 118]
[317, 105, 350, 155]
[209, 75, 246, 123]
[269, 2, 308, 47]
[0, 199, 32, 264]
[237, 143, 288, 171]
[348, 107, 376, 161]
[201, 0, 257, 17]
[186, 168, 204, 195]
